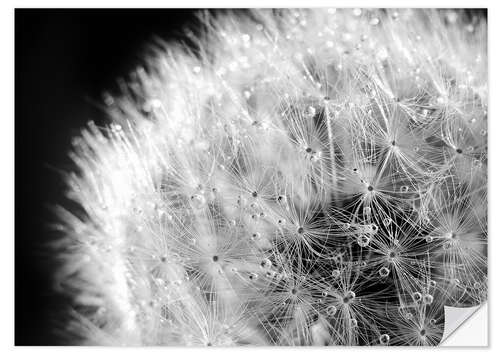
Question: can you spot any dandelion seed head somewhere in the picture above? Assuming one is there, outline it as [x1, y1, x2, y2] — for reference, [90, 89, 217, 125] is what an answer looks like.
[57, 8, 487, 346]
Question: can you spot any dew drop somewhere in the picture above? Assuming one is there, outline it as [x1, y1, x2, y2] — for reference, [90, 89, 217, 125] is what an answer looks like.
[276, 195, 286, 204]
[379, 267, 390, 277]
[400, 185, 409, 193]
[383, 218, 392, 226]
[332, 269, 341, 278]
[423, 294, 434, 304]
[412, 292, 422, 302]
[379, 334, 390, 344]
[357, 235, 371, 247]
[237, 196, 247, 207]
[251, 232, 261, 241]
[326, 305, 337, 316]
[260, 258, 272, 269]
[190, 194, 206, 209]
[343, 291, 356, 303]
[306, 106, 316, 117]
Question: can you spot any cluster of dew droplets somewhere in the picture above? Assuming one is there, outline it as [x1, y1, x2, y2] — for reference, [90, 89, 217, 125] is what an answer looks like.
[59, 8, 487, 347]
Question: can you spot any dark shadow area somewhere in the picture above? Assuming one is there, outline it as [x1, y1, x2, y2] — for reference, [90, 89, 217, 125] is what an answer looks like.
[15, 9, 198, 345]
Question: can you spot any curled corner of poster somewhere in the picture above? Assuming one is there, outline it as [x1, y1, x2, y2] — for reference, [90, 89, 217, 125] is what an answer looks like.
[440, 303, 488, 347]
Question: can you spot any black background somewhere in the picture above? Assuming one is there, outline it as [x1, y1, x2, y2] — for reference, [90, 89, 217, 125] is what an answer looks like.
[15, 9, 198, 345]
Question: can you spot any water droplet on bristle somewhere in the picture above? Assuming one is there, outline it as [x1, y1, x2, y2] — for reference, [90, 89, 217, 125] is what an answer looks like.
[357, 235, 371, 247]
[379, 267, 390, 277]
[379, 334, 390, 344]
[332, 269, 341, 278]
[306, 106, 316, 117]
[423, 294, 434, 304]
[190, 194, 206, 209]
[251, 232, 261, 241]
[260, 258, 272, 269]
[326, 305, 337, 316]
